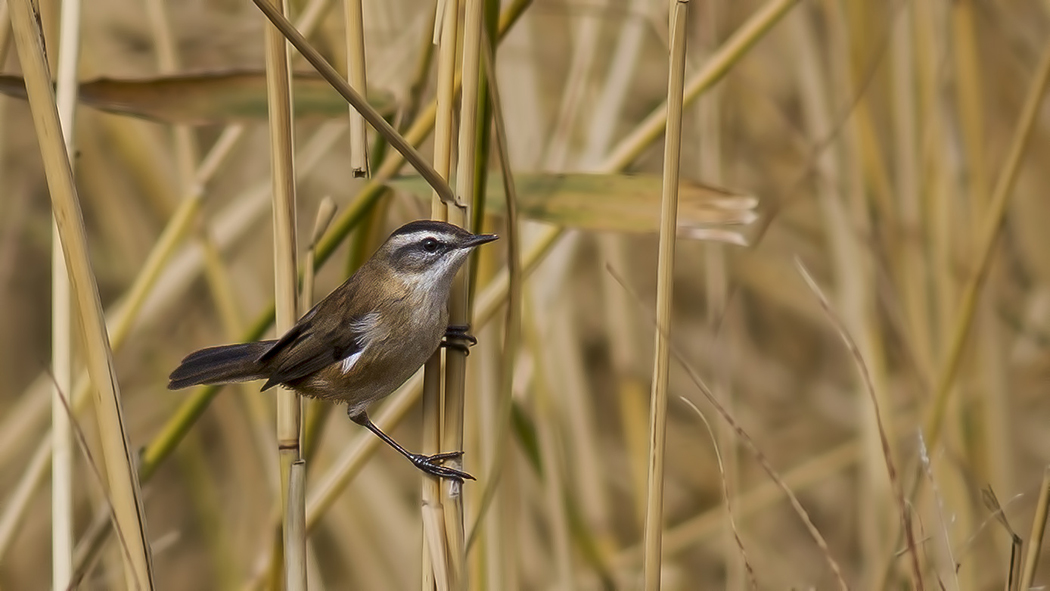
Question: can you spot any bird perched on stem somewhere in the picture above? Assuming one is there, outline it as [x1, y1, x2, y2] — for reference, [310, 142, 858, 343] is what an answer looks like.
[169, 220, 498, 481]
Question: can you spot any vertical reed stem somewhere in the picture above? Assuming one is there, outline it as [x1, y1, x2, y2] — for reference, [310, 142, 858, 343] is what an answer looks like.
[422, 1, 461, 588]
[345, 0, 369, 176]
[642, 2, 689, 588]
[284, 460, 308, 591]
[443, 0, 485, 586]
[262, 0, 302, 582]
[51, 0, 80, 585]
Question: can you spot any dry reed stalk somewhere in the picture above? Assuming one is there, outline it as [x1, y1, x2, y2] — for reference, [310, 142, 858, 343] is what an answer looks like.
[422, 0, 460, 587]
[439, 0, 487, 586]
[641, 3, 689, 589]
[51, 0, 80, 585]
[1017, 467, 1050, 589]
[345, 0, 370, 176]
[9, 0, 154, 587]
[260, 0, 303, 586]
[285, 460, 308, 591]
[441, 200, 471, 590]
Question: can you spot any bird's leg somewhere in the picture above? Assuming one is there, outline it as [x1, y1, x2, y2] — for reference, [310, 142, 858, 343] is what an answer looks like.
[347, 408, 475, 481]
[441, 323, 477, 355]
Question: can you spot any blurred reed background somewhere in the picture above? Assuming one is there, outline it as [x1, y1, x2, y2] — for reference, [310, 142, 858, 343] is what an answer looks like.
[2, 0, 1050, 589]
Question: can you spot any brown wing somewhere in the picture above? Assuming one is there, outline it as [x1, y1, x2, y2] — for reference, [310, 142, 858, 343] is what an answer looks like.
[257, 286, 374, 391]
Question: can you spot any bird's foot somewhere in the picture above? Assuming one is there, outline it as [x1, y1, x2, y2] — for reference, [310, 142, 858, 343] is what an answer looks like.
[408, 451, 475, 481]
[442, 324, 477, 356]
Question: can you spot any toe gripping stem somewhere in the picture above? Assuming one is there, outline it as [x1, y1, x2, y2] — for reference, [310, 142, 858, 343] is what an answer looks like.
[442, 324, 477, 356]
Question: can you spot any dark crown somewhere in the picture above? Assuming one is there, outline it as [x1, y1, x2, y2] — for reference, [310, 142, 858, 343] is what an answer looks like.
[389, 220, 473, 242]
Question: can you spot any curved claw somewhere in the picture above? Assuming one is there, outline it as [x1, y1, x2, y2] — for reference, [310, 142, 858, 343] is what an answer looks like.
[409, 452, 475, 481]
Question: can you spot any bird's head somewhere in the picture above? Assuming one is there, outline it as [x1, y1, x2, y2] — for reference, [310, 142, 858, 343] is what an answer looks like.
[376, 220, 498, 294]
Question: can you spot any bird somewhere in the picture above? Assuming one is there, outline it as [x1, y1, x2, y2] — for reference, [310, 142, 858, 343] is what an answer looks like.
[168, 220, 498, 481]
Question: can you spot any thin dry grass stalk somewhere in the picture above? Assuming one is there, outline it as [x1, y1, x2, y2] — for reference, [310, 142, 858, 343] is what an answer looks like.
[53, 386, 141, 591]
[796, 260, 923, 591]
[8, 0, 155, 587]
[918, 433, 961, 591]
[641, 2, 689, 588]
[680, 398, 758, 591]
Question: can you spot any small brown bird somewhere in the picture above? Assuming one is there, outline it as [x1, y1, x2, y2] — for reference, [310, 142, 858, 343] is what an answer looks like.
[168, 220, 498, 481]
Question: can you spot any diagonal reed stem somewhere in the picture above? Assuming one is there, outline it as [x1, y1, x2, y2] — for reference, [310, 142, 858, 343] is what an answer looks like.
[9, 0, 154, 587]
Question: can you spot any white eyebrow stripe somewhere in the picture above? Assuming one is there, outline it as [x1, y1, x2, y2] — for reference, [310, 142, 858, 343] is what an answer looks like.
[340, 350, 364, 374]
[386, 231, 456, 249]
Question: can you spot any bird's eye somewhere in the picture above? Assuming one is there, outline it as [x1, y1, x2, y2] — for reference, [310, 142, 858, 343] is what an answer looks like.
[422, 238, 440, 253]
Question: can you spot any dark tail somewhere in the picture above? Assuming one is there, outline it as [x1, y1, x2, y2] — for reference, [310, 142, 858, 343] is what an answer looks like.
[168, 341, 276, 390]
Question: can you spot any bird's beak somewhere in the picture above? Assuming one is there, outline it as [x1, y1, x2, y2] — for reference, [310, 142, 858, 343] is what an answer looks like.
[460, 233, 499, 248]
